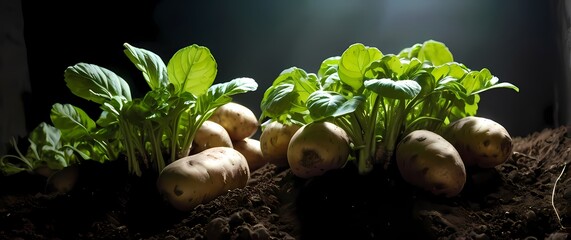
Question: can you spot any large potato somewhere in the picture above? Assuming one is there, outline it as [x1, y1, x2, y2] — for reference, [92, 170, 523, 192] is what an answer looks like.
[209, 102, 259, 141]
[396, 130, 466, 197]
[190, 120, 233, 154]
[442, 116, 513, 168]
[156, 147, 250, 211]
[287, 121, 350, 178]
[259, 121, 301, 167]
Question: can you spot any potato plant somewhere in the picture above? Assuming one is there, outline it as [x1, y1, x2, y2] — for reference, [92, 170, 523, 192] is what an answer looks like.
[1, 43, 258, 178]
[259, 40, 518, 179]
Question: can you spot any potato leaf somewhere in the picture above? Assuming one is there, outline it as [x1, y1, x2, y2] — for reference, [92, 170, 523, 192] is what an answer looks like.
[123, 43, 169, 90]
[417, 40, 454, 66]
[338, 43, 383, 90]
[167, 44, 217, 96]
[65, 63, 132, 104]
[196, 77, 258, 114]
[260, 67, 318, 121]
[364, 79, 421, 99]
[307, 91, 364, 121]
[50, 103, 96, 142]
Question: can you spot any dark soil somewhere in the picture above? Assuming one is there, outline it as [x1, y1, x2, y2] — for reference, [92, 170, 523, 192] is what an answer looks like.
[1, 126, 570, 240]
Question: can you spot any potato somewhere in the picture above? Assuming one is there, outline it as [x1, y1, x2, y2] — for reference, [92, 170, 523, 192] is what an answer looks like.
[190, 120, 233, 154]
[156, 147, 250, 211]
[233, 138, 267, 172]
[45, 165, 79, 193]
[287, 121, 350, 178]
[442, 116, 513, 168]
[396, 130, 466, 197]
[259, 121, 301, 167]
[209, 102, 259, 141]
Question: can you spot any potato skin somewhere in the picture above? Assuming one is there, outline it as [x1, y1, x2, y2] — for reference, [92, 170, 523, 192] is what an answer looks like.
[259, 121, 301, 167]
[443, 116, 513, 168]
[209, 102, 259, 141]
[233, 138, 267, 172]
[396, 130, 466, 197]
[191, 120, 233, 154]
[287, 121, 350, 178]
[156, 147, 250, 211]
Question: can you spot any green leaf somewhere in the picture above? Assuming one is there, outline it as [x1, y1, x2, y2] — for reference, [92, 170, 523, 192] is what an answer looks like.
[398, 43, 422, 59]
[167, 44, 217, 96]
[123, 43, 169, 90]
[307, 91, 364, 120]
[65, 63, 132, 104]
[364, 79, 421, 99]
[418, 40, 454, 66]
[473, 82, 520, 94]
[197, 77, 258, 113]
[260, 83, 300, 118]
[260, 67, 318, 120]
[50, 103, 96, 142]
[40, 148, 68, 170]
[338, 43, 383, 90]
[318, 56, 340, 78]
[28, 122, 62, 151]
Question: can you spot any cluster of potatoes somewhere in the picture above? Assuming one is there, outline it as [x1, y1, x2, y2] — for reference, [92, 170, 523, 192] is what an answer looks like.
[396, 116, 514, 198]
[157, 104, 514, 211]
[157, 102, 266, 211]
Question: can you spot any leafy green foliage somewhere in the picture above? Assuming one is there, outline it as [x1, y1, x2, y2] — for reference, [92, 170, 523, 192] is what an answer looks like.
[1, 43, 257, 177]
[260, 39, 518, 175]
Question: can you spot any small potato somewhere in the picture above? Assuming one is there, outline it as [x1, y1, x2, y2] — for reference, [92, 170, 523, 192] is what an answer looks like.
[443, 116, 513, 168]
[191, 120, 233, 154]
[259, 121, 301, 167]
[233, 138, 267, 172]
[396, 130, 466, 197]
[156, 147, 250, 211]
[287, 121, 350, 178]
[209, 102, 259, 141]
[46, 165, 79, 193]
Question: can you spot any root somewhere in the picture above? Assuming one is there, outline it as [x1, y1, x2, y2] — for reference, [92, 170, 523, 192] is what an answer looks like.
[552, 163, 568, 230]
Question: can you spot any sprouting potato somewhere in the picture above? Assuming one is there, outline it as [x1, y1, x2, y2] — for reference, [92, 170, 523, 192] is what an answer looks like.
[190, 120, 233, 154]
[156, 147, 250, 211]
[209, 102, 259, 141]
[396, 130, 466, 197]
[259, 121, 302, 167]
[287, 121, 350, 178]
[233, 138, 267, 172]
[442, 116, 513, 168]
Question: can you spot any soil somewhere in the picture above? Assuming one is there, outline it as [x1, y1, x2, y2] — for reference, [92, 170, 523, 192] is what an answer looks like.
[1, 126, 570, 240]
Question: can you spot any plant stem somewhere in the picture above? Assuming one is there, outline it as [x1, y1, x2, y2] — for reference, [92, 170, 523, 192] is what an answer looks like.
[118, 120, 141, 176]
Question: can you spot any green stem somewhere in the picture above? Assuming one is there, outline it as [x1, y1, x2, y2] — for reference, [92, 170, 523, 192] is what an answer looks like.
[118, 120, 141, 176]
[356, 94, 381, 175]
[382, 99, 406, 169]
[170, 116, 181, 164]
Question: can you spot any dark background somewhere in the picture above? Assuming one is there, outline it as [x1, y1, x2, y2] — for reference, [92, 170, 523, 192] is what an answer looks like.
[1, 0, 568, 154]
